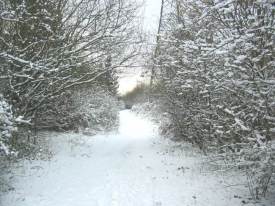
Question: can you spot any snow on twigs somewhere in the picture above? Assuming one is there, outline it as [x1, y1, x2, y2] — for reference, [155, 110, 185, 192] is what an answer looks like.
[0, 94, 16, 156]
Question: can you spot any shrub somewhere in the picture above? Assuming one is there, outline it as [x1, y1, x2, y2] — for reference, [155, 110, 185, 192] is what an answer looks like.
[0, 94, 16, 156]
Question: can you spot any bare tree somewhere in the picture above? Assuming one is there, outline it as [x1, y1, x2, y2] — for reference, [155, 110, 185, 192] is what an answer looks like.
[0, 0, 140, 123]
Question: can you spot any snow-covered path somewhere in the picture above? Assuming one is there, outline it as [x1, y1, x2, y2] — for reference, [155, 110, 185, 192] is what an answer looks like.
[1, 110, 260, 206]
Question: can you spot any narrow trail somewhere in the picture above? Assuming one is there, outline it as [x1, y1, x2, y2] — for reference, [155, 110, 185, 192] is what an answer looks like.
[1, 110, 257, 206]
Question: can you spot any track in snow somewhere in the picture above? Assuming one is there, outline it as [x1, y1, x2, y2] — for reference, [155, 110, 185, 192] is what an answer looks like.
[1, 110, 264, 206]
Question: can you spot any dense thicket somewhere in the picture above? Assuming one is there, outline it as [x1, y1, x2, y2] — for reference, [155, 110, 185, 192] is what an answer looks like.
[153, 0, 275, 199]
[0, 0, 139, 155]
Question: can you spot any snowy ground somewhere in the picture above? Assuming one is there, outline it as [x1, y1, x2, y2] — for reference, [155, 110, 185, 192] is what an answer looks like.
[1, 110, 273, 206]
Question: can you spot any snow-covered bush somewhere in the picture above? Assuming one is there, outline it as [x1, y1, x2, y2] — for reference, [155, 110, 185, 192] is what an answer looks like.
[0, 94, 16, 156]
[153, 0, 275, 198]
[73, 87, 120, 133]
[35, 87, 119, 134]
[211, 141, 275, 199]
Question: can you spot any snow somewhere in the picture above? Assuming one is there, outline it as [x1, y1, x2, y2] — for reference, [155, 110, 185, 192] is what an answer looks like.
[15, 116, 32, 126]
[1, 110, 273, 206]
[234, 118, 250, 131]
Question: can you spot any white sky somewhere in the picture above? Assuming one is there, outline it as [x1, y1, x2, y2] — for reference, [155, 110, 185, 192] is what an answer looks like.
[142, 0, 162, 34]
[118, 0, 161, 95]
